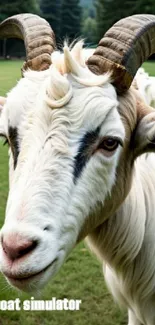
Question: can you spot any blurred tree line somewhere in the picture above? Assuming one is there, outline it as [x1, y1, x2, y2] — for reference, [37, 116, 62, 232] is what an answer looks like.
[95, 0, 155, 40]
[0, 0, 82, 57]
[1, 0, 155, 57]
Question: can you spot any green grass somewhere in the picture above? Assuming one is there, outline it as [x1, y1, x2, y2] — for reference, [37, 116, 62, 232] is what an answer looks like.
[143, 61, 155, 75]
[0, 60, 154, 325]
[0, 60, 22, 96]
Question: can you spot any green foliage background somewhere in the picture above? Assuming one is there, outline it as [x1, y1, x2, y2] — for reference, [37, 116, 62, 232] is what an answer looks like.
[95, 0, 155, 40]
[1, 0, 155, 54]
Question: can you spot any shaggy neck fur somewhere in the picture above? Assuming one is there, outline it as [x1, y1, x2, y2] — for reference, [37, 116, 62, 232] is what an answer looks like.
[84, 90, 155, 324]
[86, 155, 155, 323]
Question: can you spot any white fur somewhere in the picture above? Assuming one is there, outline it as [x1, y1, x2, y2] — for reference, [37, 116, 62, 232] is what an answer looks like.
[0, 42, 124, 293]
[100, 156, 155, 325]
[1, 42, 155, 325]
[135, 67, 155, 108]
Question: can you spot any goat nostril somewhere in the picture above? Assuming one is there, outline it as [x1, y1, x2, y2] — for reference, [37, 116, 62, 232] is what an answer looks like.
[2, 237, 38, 261]
[43, 225, 51, 231]
[18, 240, 38, 258]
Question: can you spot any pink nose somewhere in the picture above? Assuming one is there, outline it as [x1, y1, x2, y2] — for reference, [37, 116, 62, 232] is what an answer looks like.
[1, 233, 37, 261]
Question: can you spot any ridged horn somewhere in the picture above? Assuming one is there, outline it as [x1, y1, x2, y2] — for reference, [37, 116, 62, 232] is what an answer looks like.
[87, 15, 155, 94]
[0, 13, 56, 71]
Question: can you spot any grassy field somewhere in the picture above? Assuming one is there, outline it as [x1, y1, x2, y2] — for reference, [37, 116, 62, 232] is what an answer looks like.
[0, 60, 154, 325]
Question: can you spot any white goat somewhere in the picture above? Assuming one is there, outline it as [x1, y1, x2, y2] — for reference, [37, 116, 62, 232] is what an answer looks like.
[135, 67, 155, 108]
[1, 13, 155, 325]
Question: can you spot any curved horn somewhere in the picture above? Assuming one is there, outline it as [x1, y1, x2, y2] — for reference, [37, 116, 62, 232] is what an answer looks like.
[0, 13, 56, 71]
[87, 15, 155, 94]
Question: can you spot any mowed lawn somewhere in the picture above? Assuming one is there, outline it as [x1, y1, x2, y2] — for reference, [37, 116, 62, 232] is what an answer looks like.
[0, 60, 154, 325]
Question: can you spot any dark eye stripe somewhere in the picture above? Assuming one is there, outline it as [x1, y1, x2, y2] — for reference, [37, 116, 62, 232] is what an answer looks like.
[73, 126, 100, 183]
[8, 126, 19, 169]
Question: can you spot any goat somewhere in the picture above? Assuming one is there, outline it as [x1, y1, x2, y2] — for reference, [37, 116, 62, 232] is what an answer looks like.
[135, 67, 155, 108]
[1, 13, 155, 325]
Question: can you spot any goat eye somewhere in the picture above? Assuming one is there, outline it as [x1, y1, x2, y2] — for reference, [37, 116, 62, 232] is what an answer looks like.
[98, 137, 120, 152]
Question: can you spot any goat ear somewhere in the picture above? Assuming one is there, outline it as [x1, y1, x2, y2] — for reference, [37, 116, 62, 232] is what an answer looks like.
[133, 99, 155, 157]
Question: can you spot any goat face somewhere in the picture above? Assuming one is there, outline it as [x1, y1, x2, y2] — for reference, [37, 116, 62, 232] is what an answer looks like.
[0, 47, 126, 292]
